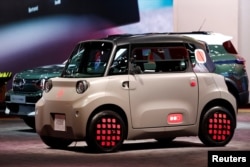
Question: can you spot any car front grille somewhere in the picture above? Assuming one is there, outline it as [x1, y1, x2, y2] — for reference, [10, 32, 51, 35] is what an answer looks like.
[13, 78, 42, 92]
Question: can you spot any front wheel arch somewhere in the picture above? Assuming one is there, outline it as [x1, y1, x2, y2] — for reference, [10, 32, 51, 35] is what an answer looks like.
[86, 108, 127, 153]
[86, 104, 128, 138]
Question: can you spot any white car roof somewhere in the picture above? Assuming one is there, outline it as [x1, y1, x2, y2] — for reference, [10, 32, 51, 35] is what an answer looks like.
[183, 33, 232, 45]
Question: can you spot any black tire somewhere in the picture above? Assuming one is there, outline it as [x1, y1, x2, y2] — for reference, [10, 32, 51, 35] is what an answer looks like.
[155, 137, 176, 145]
[22, 117, 35, 129]
[40, 136, 72, 149]
[198, 106, 236, 147]
[86, 110, 126, 153]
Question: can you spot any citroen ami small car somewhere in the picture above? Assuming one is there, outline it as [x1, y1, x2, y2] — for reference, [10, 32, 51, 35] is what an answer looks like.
[35, 34, 237, 153]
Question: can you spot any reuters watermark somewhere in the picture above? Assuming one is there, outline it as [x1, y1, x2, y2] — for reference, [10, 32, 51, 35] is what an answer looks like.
[208, 151, 250, 167]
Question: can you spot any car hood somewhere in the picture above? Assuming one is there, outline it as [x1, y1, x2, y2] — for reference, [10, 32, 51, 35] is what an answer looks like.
[15, 64, 65, 80]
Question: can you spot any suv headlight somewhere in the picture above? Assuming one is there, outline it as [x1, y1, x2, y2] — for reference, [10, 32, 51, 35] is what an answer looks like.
[76, 80, 88, 94]
[35, 79, 46, 90]
[43, 80, 52, 93]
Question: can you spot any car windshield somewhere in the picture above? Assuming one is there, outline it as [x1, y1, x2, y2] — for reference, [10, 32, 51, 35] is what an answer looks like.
[62, 41, 113, 78]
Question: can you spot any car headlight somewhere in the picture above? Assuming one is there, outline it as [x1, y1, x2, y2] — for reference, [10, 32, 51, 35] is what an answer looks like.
[76, 80, 88, 94]
[43, 80, 52, 93]
[35, 78, 46, 90]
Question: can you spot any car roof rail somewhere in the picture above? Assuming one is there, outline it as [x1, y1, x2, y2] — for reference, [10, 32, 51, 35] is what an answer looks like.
[104, 34, 134, 40]
[167, 31, 212, 35]
[104, 31, 213, 41]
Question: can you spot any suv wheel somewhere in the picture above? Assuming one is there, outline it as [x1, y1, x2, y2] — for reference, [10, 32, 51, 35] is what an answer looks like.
[22, 117, 35, 129]
[40, 136, 72, 149]
[198, 106, 235, 146]
[86, 110, 126, 153]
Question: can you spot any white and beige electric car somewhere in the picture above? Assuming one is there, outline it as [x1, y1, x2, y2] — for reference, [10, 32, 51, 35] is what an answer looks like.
[35, 34, 237, 153]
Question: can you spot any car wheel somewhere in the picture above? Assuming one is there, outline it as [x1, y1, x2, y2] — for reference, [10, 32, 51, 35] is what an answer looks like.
[86, 110, 126, 153]
[198, 106, 236, 147]
[155, 137, 176, 145]
[40, 136, 73, 149]
[22, 117, 35, 129]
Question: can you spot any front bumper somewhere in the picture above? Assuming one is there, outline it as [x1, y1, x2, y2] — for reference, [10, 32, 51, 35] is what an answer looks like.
[5, 90, 42, 116]
[0, 83, 7, 112]
[5, 104, 35, 116]
[0, 102, 6, 114]
[35, 99, 90, 140]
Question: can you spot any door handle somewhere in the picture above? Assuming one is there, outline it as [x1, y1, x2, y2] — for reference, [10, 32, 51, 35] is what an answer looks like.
[122, 81, 129, 88]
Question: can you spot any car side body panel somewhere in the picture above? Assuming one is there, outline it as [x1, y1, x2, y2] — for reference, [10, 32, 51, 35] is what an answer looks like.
[36, 73, 236, 140]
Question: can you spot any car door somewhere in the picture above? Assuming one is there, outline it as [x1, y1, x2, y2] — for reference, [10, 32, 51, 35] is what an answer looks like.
[128, 45, 199, 129]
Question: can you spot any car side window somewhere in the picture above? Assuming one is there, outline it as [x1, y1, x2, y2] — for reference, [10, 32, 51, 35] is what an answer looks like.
[184, 42, 215, 73]
[131, 46, 189, 73]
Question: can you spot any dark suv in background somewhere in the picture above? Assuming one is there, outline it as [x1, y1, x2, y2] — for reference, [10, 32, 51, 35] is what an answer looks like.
[171, 31, 249, 106]
[4, 64, 64, 128]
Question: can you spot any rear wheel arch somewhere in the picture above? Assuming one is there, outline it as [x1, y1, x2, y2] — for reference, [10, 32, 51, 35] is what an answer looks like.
[198, 99, 236, 146]
[200, 99, 236, 123]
